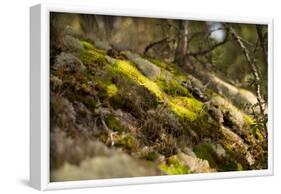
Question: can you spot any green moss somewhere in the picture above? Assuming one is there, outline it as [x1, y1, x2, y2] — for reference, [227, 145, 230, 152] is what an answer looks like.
[80, 40, 95, 50]
[243, 115, 264, 141]
[169, 101, 197, 122]
[105, 115, 124, 133]
[80, 50, 107, 65]
[106, 84, 118, 97]
[79, 40, 108, 65]
[113, 60, 164, 100]
[236, 163, 243, 171]
[169, 97, 205, 122]
[244, 115, 255, 125]
[115, 134, 134, 150]
[80, 40, 106, 54]
[194, 143, 218, 169]
[252, 127, 264, 141]
[148, 58, 168, 69]
[156, 78, 191, 97]
[159, 155, 191, 175]
[141, 151, 159, 161]
[170, 97, 204, 114]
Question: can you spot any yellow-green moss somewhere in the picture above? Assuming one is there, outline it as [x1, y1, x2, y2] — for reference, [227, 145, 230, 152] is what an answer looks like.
[113, 60, 164, 100]
[171, 97, 204, 114]
[169, 101, 197, 122]
[159, 155, 191, 175]
[79, 40, 108, 65]
[252, 127, 264, 141]
[243, 115, 264, 141]
[156, 78, 191, 97]
[80, 40, 106, 54]
[244, 115, 255, 125]
[169, 97, 205, 122]
[80, 40, 95, 50]
[106, 84, 118, 97]
[115, 134, 134, 150]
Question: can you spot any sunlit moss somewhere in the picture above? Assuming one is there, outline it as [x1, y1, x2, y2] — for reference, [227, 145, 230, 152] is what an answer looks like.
[252, 127, 264, 141]
[80, 40, 106, 54]
[113, 60, 164, 100]
[170, 97, 204, 114]
[115, 134, 134, 150]
[80, 40, 95, 50]
[243, 115, 264, 141]
[156, 78, 191, 97]
[168, 97, 205, 122]
[169, 101, 197, 122]
[79, 40, 108, 65]
[106, 84, 118, 97]
[159, 155, 191, 175]
[244, 115, 255, 125]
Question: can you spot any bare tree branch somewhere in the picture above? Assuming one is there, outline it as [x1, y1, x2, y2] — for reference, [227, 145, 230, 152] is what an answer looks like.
[186, 31, 229, 57]
[256, 25, 268, 67]
[143, 37, 172, 55]
[187, 27, 225, 44]
[229, 26, 267, 139]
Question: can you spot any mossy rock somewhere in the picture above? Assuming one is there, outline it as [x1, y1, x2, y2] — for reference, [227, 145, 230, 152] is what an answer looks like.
[123, 51, 161, 81]
[193, 143, 219, 169]
[168, 97, 206, 122]
[156, 77, 191, 97]
[159, 155, 191, 175]
[80, 50, 108, 65]
[148, 57, 188, 81]
[112, 59, 164, 101]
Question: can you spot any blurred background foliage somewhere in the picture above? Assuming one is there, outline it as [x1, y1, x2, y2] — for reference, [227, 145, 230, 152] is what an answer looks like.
[50, 12, 268, 101]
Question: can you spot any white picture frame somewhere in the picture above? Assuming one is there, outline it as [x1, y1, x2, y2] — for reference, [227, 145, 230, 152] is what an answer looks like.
[30, 3, 274, 191]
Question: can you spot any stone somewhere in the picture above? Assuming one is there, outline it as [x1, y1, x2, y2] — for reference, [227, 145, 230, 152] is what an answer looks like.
[176, 153, 216, 173]
[51, 153, 154, 181]
[123, 51, 161, 80]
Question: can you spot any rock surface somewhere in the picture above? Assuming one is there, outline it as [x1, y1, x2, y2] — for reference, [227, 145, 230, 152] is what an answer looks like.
[49, 35, 267, 181]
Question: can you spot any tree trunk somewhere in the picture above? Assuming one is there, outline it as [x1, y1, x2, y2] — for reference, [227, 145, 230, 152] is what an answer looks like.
[79, 14, 100, 39]
[174, 20, 189, 66]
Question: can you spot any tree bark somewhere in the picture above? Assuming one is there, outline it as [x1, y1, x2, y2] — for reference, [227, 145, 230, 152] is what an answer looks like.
[174, 20, 189, 66]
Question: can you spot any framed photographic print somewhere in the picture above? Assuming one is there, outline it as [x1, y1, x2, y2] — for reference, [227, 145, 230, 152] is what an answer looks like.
[30, 3, 273, 190]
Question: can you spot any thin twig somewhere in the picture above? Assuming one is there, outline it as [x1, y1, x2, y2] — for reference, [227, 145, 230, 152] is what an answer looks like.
[188, 27, 225, 44]
[101, 117, 117, 146]
[256, 25, 268, 66]
[186, 35, 229, 57]
[143, 37, 172, 55]
[229, 26, 267, 139]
